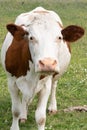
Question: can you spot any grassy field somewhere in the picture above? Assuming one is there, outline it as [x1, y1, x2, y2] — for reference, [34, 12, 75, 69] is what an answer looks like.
[0, 0, 87, 130]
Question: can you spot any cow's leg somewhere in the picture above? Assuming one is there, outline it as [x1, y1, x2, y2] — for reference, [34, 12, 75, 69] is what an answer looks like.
[19, 95, 29, 123]
[35, 76, 52, 130]
[8, 78, 21, 130]
[48, 80, 58, 114]
[16, 77, 33, 123]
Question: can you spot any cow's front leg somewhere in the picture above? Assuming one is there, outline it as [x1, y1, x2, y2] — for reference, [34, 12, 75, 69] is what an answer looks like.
[8, 78, 21, 130]
[35, 76, 52, 130]
[48, 80, 58, 114]
[19, 95, 28, 123]
[16, 77, 33, 123]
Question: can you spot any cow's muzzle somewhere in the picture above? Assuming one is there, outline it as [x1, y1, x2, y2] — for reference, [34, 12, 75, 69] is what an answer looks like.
[38, 58, 58, 73]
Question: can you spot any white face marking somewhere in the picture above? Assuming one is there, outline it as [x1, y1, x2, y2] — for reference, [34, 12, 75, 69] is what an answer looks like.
[26, 15, 71, 74]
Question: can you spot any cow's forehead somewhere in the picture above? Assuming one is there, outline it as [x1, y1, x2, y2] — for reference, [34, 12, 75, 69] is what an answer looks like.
[27, 14, 62, 38]
[16, 7, 63, 33]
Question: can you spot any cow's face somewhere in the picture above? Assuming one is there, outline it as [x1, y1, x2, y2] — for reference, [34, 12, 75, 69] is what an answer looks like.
[27, 19, 64, 73]
[7, 21, 84, 74]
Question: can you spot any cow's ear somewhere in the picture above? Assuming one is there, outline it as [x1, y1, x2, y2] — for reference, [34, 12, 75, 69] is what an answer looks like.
[61, 25, 84, 42]
[6, 23, 19, 36]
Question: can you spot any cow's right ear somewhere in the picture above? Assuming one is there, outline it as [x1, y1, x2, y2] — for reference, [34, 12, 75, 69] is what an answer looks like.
[6, 23, 18, 36]
[61, 25, 84, 42]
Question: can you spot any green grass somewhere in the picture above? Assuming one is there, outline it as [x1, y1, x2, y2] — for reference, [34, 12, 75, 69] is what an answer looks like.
[0, 0, 87, 130]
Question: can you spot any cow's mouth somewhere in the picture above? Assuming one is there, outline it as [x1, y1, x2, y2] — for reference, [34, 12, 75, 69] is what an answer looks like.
[38, 70, 59, 75]
[39, 71, 59, 80]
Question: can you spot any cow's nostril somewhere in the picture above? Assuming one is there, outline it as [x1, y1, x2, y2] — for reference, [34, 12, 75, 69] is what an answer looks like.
[52, 60, 57, 66]
[39, 60, 45, 66]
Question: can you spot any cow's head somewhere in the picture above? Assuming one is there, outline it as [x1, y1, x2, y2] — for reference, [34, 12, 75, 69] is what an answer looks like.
[7, 20, 84, 75]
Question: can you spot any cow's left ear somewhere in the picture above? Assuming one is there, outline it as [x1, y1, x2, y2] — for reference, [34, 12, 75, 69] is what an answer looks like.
[6, 23, 29, 36]
[6, 23, 18, 36]
[61, 25, 84, 42]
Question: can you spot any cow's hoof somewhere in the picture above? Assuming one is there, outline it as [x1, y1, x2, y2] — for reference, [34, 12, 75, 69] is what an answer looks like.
[48, 110, 58, 115]
[19, 118, 27, 123]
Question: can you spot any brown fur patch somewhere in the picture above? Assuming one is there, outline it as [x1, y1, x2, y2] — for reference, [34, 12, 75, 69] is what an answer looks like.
[53, 72, 58, 78]
[40, 75, 45, 80]
[61, 25, 84, 42]
[14, 111, 20, 118]
[5, 34, 31, 78]
[61, 25, 84, 53]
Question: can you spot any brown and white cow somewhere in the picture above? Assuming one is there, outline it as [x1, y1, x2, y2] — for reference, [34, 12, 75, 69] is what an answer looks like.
[1, 7, 84, 130]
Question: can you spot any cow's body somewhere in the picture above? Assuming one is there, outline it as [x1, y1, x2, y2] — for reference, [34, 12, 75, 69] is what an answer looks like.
[1, 7, 84, 130]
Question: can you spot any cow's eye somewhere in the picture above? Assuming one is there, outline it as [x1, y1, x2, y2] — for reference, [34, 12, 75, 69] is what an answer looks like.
[55, 36, 62, 43]
[29, 36, 38, 44]
[59, 36, 62, 40]
[30, 36, 33, 40]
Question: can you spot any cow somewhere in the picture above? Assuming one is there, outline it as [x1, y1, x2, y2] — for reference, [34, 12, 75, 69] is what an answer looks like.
[1, 7, 84, 130]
